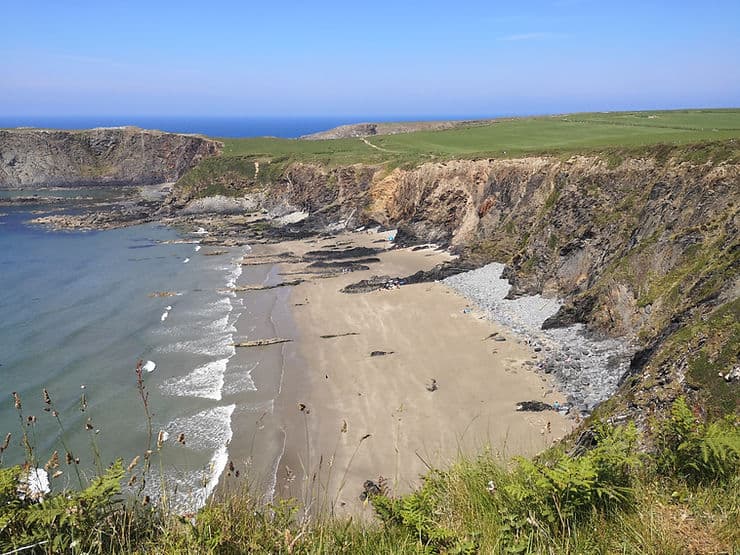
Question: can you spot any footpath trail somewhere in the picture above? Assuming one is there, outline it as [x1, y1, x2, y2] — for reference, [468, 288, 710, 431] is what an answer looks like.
[361, 137, 396, 153]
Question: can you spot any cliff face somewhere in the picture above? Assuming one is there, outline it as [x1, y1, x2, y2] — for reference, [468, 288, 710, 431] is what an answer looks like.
[176, 144, 738, 416]
[0, 127, 221, 188]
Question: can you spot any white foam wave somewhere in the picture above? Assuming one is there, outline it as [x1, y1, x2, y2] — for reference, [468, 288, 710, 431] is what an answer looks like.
[156, 336, 235, 358]
[166, 404, 235, 451]
[222, 361, 259, 395]
[161, 358, 229, 400]
[183, 258, 190, 264]
[226, 261, 243, 289]
[142, 360, 157, 373]
[146, 404, 235, 513]
[194, 245, 202, 252]
[161, 311, 169, 322]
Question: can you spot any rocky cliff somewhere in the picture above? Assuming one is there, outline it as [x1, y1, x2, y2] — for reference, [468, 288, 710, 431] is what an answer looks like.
[0, 127, 221, 188]
[175, 141, 739, 418]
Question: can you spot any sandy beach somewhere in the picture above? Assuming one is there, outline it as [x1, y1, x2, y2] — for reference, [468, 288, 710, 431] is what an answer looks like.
[234, 229, 575, 516]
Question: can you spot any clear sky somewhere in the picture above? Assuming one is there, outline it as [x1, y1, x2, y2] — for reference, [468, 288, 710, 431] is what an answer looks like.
[2, 0, 739, 117]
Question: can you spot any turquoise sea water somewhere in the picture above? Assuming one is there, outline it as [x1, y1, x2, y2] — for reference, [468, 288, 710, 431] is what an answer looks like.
[0, 194, 286, 510]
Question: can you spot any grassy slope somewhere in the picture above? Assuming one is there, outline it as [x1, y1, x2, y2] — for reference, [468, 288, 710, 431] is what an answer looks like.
[219, 109, 740, 165]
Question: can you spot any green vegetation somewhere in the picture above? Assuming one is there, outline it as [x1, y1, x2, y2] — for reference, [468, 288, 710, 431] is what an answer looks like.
[650, 299, 740, 417]
[217, 109, 740, 168]
[175, 109, 740, 199]
[2, 395, 738, 554]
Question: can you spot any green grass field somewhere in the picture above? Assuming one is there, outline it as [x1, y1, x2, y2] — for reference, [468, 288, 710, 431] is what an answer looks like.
[220, 108, 740, 167]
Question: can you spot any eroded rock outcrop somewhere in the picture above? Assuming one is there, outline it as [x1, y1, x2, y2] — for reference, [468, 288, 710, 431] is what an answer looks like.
[0, 127, 221, 188]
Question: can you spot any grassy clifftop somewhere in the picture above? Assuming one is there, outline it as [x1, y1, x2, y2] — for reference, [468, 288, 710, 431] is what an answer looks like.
[176, 108, 740, 201]
[220, 108, 740, 165]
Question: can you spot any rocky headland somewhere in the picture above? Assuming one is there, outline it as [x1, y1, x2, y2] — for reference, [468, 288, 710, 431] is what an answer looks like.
[0, 127, 220, 188]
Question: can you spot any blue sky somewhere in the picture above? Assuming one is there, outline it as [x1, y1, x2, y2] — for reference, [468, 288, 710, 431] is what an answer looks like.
[2, 0, 739, 117]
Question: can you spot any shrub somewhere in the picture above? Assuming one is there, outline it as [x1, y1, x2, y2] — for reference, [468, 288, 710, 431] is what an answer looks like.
[656, 397, 740, 483]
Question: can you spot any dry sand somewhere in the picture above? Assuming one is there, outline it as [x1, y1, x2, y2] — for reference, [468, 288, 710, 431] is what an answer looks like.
[257, 229, 574, 516]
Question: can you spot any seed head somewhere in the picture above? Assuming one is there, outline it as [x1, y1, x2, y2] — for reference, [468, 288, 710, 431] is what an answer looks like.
[42, 389, 51, 405]
[12, 392, 21, 410]
[45, 451, 60, 470]
[127, 456, 140, 472]
[157, 430, 166, 449]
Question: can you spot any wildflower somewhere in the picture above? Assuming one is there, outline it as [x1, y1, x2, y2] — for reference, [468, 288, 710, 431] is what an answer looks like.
[17, 467, 50, 501]
[487, 480, 497, 494]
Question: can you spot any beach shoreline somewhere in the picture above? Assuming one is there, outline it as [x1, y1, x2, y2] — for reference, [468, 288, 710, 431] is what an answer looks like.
[240, 229, 576, 516]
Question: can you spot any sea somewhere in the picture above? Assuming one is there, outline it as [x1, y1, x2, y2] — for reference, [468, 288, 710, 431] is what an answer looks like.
[0, 116, 373, 510]
[0, 115, 485, 138]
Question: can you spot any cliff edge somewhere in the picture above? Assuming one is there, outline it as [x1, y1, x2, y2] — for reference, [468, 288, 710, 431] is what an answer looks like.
[0, 127, 221, 188]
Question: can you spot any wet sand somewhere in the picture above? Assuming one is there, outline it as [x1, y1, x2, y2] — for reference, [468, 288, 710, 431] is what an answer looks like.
[261, 229, 573, 516]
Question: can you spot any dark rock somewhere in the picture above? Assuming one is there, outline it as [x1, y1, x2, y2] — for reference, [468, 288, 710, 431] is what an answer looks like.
[541, 296, 597, 330]
[305, 246, 383, 261]
[359, 479, 382, 501]
[307, 257, 380, 269]
[320, 332, 360, 339]
[515, 400, 553, 412]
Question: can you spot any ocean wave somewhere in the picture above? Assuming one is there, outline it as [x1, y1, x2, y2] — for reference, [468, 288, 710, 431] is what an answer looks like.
[222, 361, 259, 395]
[165, 404, 235, 452]
[161, 358, 229, 400]
[156, 335, 235, 358]
[145, 404, 235, 514]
